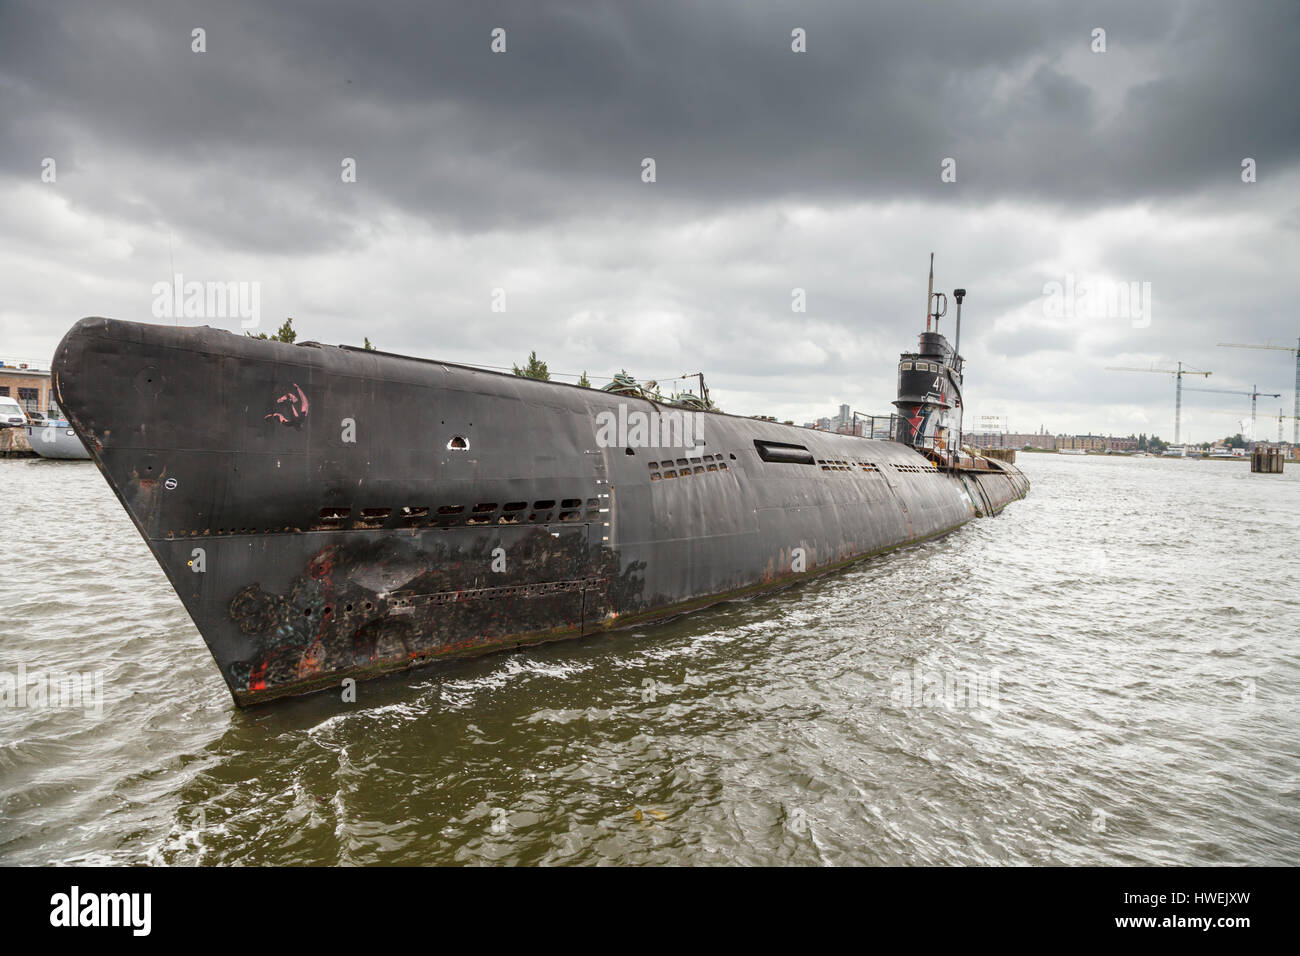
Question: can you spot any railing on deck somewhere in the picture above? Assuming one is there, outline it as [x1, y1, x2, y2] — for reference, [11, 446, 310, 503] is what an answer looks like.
[845, 413, 901, 441]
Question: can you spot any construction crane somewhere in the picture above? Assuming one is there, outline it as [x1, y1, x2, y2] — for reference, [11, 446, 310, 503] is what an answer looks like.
[1183, 383, 1281, 452]
[1204, 408, 1299, 449]
[1105, 362, 1211, 445]
[1279, 409, 1300, 445]
[1203, 408, 1266, 438]
[1217, 339, 1300, 445]
[1202, 410, 1254, 454]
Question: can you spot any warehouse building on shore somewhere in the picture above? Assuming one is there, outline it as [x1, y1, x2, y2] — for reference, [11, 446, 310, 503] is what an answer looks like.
[0, 360, 56, 418]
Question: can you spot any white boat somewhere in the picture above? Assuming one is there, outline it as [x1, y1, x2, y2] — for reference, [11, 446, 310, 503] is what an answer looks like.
[26, 421, 91, 460]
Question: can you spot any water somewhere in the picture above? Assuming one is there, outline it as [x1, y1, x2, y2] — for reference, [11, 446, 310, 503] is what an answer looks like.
[1, 453, 1297, 865]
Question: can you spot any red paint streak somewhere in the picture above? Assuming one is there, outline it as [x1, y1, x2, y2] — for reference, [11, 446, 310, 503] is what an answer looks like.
[907, 405, 925, 437]
[299, 546, 336, 678]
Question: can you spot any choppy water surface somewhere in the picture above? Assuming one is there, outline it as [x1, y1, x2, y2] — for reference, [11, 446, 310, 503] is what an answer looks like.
[1, 453, 1297, 865]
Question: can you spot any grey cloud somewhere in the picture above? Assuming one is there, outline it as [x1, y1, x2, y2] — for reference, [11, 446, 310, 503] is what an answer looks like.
[3, 0, 1298, 252]
[1, 0, 1297, 444]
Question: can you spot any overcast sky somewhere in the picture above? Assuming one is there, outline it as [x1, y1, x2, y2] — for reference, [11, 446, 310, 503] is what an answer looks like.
[2, 0, 1298, 442]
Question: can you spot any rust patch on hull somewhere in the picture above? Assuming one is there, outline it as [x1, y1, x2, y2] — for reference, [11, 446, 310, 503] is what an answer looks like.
[225, 530, 645, 703]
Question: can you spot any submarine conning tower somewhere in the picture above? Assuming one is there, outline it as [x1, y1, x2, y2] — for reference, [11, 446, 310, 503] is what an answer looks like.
[892, 331, 963, 451]
[891, 257, 967, 458]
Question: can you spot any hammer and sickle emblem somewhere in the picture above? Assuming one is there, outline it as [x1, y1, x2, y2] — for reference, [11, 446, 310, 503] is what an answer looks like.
[265, 384, 309, 426]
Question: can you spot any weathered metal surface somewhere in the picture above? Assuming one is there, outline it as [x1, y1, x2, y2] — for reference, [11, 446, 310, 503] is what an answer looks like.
[53, 317, 1029, 706]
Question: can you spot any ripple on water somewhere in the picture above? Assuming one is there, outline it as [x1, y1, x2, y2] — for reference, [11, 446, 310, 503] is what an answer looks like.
[1, 455, 1299, 864]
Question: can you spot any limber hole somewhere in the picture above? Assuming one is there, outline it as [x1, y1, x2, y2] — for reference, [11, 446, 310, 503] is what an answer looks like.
[357, 507, 392, 528]
[401, 506, 430, 527]
[313, 506, 351, 530]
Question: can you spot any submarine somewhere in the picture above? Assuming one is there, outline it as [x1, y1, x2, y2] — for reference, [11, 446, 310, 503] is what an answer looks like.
[52, 262, 1028, 706]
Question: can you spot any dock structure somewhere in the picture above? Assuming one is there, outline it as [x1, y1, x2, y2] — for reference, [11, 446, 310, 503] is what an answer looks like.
[981, 448, 1017, 464]
[1252, 446, 1284, 473]
[0, 427, 37, 458]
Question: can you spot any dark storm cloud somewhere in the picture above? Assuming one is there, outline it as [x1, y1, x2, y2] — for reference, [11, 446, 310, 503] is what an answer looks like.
[2, 0, 1297, 252]
[2, 0, 1297, 443]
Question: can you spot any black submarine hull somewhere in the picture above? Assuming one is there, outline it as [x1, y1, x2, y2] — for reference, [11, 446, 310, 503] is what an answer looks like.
[53, 317, 1029, 705]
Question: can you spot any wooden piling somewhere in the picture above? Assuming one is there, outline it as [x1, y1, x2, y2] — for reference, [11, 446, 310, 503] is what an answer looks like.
[1251, 446, 1284, 473]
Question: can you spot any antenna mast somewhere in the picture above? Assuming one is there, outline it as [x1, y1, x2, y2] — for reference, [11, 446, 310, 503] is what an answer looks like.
[925, 253, 934, 333]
